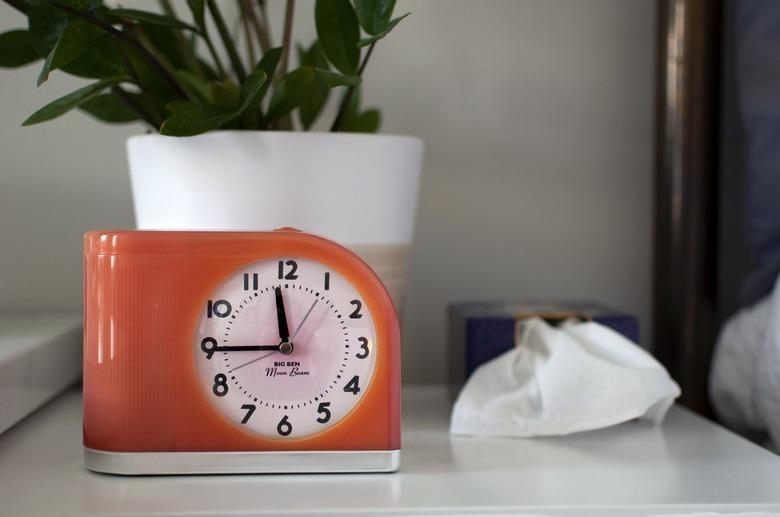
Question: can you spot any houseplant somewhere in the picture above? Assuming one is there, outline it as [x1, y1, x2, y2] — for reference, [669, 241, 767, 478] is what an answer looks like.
[0, 0, 423, 310]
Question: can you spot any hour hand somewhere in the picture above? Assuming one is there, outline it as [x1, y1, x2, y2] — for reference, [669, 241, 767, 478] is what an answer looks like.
[274, 286, 290, 343]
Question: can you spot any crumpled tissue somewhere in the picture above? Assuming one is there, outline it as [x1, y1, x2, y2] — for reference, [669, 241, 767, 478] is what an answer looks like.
[450, 317, 681, 437]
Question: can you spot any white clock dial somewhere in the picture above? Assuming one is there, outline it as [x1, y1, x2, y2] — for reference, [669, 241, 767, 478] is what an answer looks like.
[194, 258, 378, 439]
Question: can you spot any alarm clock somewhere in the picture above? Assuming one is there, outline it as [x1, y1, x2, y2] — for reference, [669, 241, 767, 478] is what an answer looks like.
[82, 230, 400, 474]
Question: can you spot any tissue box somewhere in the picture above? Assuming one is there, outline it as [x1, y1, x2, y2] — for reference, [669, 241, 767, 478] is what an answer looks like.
[448, 301, 639, 397]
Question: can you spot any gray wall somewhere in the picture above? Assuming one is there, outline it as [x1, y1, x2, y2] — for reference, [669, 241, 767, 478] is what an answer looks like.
[0, 1, 656, 383]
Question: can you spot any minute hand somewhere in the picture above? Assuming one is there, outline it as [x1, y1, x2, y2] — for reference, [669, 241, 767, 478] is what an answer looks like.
[216, 345, 280, 352]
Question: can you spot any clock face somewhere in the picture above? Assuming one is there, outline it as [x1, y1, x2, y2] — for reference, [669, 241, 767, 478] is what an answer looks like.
[194, 257, 378, 439]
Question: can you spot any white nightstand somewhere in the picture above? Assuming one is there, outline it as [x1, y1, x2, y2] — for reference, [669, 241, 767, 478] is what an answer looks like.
[1, 386, 779, 516]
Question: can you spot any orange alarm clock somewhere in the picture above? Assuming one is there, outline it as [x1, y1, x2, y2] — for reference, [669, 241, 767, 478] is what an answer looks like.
[83, 230, 400, 474]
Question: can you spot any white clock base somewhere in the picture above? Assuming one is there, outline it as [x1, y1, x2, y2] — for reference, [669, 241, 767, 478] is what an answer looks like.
[84, 448, 400, 475]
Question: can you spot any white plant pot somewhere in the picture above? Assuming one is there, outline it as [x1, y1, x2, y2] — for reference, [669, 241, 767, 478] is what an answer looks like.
[127, 131, 424, 313]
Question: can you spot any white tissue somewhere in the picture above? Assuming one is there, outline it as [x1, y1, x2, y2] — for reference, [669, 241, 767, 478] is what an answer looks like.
[710, 275, 780, 450]
[450, 317, 681, 437]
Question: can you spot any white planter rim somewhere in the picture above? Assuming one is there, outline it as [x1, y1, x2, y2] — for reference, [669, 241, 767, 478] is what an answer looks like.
[128, 130, 423, 147]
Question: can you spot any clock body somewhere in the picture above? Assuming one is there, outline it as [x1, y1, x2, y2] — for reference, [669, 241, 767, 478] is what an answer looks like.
[82, 230, 400, 474]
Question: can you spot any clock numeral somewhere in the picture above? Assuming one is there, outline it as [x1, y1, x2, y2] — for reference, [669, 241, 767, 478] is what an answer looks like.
[349, 299, 363, 319]
[316, 402, 331, 423]
[243, 273, 258, 291]
[240, 404, 256, 424]
[343, 375, 361, 395]
[277, 415, 292, 436]
[356, 337, 369, 359]
[277, 260, 298, 280]
[324, 272, 330, 291]
[207, 299, 232, 318]
[212, 373, 228, 397]
[201, 337, 217, 359]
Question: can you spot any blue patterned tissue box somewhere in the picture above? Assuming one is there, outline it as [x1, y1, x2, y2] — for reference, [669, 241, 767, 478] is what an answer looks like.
[448, 301, 639, 397]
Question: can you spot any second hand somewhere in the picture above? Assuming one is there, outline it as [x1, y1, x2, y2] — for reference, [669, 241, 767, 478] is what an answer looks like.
[230, 298, 320, 373]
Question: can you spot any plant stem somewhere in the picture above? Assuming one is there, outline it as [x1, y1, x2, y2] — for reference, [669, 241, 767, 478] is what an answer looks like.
[242, 0, 270, 54]
[330, 41, 376, 132]
[158, 0, 203, 76]
[277, 0, 295, 80]
[49, 0, 192, 100]
[111, 85, 160, 129]
[271, 0, 295, 130]
[238, 0, 257, 65]
[201, 25, 228, 78]
[207, 0, 247, 82]
[257, 0, 273, 47]
[115, 44, 167, 124]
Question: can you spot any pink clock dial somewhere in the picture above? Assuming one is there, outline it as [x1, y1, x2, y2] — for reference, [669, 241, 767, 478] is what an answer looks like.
[194, 257, 378, 439]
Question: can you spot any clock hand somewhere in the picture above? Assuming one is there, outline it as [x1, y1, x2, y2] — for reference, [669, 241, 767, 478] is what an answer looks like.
[274, 286, 290, 344]
[289, 298, 319, 342]
[226, 292, 318, 373]
[216, 344, 280, 352]
[229, 351, 277, 373]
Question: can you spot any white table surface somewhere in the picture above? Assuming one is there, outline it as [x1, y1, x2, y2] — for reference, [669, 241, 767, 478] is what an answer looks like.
[1, 386, 780, 516]
[0, 314, 81, 434]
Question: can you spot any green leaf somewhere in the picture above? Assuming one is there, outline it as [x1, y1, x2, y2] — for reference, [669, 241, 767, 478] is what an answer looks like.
[299, 75, 329, 130]
[267, 67, 317, 122]
[358, 12, 409, 47]
[186, 0, 205, 28]
[175, 69, 211, 101]
[340, 83, 362, 128]
[138, 23, 190, 71]
[160, 100, 235, 136]
[237, 68, 268, 115]
[298, 40, 344, 130]
[60, 36, 124, 78]
[118, 37, 177, 104]
[160, 67, 267, 135]
[37, 20, 103, 86]
[298, 42, 332, 130]
[108, 9, 198, 31]
[342, 108, 380, 133]
[79, 92, 140, 123]
[353, 0, 395, 35]
[208, 78, 241, 109]
[315, 0, 360, 75]
[0, 30, 41, 68]
[257, 47, 283, 78]
[300, 40, 328, 69]
[28, 2, 69, 57]
[22, 76, 122, 126]
[255, 46, 282, 103]
[314, 68, 360, 87]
